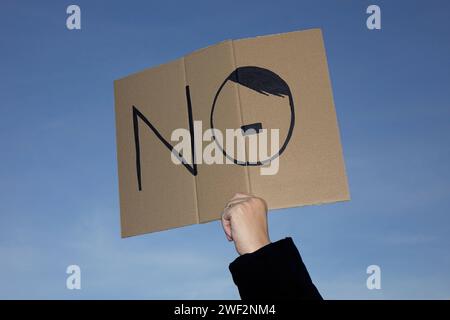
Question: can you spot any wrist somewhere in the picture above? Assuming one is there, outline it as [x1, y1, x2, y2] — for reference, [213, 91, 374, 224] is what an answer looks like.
[240, 238, 271, 255]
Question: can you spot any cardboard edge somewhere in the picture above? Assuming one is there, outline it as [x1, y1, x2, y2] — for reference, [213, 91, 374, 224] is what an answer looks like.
[114, 29, 323, 83]
[120, 219, 200, 238]
[113, 80, 128, 239]
[316, 28, 352, 201]
[232, 28, 322, 44]
[114, 40, 232, 83]
[196, 196, 351, 227]
[267, 197, 351, 215]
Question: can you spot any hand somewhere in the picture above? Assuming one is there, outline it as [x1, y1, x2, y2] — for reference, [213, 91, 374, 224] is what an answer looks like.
[221, 192, 271, 255]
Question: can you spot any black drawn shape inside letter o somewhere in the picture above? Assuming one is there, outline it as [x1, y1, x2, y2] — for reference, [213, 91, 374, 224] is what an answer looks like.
[210, 66, 295, 166]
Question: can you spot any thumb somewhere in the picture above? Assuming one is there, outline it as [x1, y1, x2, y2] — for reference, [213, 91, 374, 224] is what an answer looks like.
[221, 211, 233, 241]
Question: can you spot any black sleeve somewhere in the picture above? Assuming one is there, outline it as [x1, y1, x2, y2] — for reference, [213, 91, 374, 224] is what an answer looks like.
[229, 237, 322, 300]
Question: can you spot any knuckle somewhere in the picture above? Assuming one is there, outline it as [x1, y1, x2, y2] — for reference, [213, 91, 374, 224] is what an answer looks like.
[254, 196, 267, 207]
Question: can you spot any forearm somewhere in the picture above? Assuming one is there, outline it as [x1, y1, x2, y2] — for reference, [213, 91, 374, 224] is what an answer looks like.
[229, 237, 322, 300]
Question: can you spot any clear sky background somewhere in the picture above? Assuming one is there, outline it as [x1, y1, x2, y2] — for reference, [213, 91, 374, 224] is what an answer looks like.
[1, 0, 449, 299]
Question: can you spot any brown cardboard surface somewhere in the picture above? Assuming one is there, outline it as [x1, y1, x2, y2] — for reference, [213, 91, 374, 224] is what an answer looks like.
[114, 59, 199, 236]
[114, 28, 350, 237]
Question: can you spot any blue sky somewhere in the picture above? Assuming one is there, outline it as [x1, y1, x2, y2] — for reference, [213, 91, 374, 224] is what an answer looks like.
[1, 0, 449, 299]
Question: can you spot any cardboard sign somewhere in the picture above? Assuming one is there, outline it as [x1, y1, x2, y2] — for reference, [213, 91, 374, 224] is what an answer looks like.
[114, 29, 350, 237]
